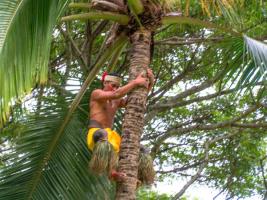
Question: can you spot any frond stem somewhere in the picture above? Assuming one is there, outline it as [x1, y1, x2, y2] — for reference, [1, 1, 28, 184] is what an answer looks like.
[61, 11, 129, 25]
[68, 3, 91, 9]
[127, 0, 144, 15]
[162, 16, 242, 37]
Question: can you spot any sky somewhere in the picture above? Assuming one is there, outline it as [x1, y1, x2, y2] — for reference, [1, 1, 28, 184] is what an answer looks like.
[154, 178, 262, 200]
[154, 177, 222, 200]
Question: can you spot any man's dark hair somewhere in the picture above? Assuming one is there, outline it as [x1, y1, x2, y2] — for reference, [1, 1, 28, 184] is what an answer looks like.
[93, 129, 107, 143]
[108, 72, 121, 78]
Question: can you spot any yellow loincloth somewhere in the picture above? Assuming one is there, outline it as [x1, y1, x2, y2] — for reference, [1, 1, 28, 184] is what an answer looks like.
[87, 128, 121, 153]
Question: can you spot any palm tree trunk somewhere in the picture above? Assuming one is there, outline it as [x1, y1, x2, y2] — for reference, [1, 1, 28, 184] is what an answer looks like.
[115, 29, 151, 200]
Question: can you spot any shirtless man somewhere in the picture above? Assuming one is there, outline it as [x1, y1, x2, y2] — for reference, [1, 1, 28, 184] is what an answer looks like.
[87, 69, 154, 181]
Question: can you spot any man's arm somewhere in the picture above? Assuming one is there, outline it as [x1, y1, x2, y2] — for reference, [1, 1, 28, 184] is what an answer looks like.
[92, 74, 148, 101]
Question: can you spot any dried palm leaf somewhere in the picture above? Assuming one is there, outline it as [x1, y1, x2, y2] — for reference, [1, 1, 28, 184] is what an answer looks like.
[138, 148, 155, 185]
[89, 141, 118, 175]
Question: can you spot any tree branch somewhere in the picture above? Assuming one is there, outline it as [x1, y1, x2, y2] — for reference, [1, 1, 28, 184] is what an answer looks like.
[58, 25, 88, 71]
[151, 103, 261, 158]
[172, 142, 209, 199]
[259, 156, 267, 199]
[146, 68, 227, 122]
[155, 37, 224, 46]
[147, 82, 265, 123]
[148, 45, 202, 104]
[157, 160, 205, 174]
[172, 129, 243, 199]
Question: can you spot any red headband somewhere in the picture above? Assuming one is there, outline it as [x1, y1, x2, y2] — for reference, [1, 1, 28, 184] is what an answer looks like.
[101, 71, 122, 84]
[101, 71, 108, 82]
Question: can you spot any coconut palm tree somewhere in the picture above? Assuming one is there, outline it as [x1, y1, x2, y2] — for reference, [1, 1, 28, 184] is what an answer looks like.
[0, 0, 266, 199]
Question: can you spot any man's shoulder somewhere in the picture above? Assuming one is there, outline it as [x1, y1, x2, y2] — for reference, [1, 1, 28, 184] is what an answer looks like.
[91, 89, 103, 95]
[91, 89, 110, 101]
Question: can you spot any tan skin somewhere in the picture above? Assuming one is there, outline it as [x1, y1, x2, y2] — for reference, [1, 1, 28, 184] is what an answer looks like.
[90, 69, 154, 128]
[89, 69, 154, 180]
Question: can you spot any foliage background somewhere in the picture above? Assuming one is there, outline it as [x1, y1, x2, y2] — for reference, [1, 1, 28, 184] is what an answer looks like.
[0, 0, 267, 199]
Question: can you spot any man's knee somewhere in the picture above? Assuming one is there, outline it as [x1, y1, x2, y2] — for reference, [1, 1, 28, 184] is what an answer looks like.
[93, 129, 108, 143]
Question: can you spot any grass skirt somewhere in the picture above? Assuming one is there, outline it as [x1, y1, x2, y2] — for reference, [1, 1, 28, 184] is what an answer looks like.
[89, 141, 118, 175]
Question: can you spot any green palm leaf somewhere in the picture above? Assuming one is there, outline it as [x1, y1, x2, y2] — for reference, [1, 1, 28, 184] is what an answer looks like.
[0, 96, 113, 200]
[0, 0, 69, 128]
[0, 32, 129, 197]
[218, 35, 266, 90]
[244, 35, 267, 76]
[233, 36, 267, 87]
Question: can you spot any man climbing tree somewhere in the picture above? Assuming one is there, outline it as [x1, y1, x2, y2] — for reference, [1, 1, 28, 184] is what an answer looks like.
[1, 1, 267, 200]
[87, 70, 154, 181]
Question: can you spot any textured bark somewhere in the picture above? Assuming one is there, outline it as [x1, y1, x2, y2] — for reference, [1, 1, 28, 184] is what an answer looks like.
[115, 29, 151, 200]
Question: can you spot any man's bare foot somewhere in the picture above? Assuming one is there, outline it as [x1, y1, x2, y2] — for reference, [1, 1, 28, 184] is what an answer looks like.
[110, 170, 126, 182]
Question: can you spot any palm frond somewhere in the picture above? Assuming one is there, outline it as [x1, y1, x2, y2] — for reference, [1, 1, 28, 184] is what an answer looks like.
[0, 96, 113, 200]
[0, 0, 70, 128]
[107, 40, 128, 72]
[156, 0, 239, 17]
[200, 0, 240, 19]
[236, 36, 267, 87]
[244, 36, 267, 74]
[223, 35, 267, 90]
[161, 16, 241, 37]
[0, 33, 128, 199]
[216, 0, 243, 30]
